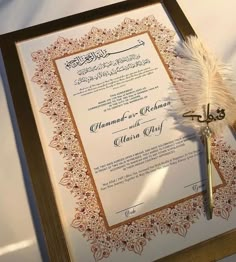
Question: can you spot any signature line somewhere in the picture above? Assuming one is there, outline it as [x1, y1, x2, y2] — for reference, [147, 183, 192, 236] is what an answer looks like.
[116, 202, 144, 214]
[184, 179, 207, 188]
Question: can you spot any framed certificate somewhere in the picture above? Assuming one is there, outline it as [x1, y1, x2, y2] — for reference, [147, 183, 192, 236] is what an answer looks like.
[1, 0, 236, 261]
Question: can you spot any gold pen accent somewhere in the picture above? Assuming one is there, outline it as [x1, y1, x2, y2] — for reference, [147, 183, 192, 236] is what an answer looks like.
[203, 126, 213, 220]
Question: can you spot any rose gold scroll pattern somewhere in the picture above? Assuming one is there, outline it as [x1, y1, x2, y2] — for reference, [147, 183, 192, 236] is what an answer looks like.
[31, 16, 236, 261]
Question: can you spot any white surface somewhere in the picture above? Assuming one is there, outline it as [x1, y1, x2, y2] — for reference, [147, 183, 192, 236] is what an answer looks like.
[0, 64, 40, 262]
[0, 0, 235, 261]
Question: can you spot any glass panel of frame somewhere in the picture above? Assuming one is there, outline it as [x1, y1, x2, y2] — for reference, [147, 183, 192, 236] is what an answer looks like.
[1, 1, 236, 261]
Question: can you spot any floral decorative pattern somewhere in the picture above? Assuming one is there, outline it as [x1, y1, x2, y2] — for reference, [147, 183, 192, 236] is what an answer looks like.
[31, 16, 236, 261]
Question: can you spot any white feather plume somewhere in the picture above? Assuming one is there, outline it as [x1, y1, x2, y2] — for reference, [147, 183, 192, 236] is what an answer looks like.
[172, 36, 236, 136]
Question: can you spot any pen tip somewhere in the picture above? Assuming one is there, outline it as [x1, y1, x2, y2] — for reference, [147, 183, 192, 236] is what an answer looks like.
[207, 208, 213, 220]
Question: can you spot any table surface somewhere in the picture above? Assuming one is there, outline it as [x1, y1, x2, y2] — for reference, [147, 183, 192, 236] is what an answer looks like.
[0, 1, 235, 261]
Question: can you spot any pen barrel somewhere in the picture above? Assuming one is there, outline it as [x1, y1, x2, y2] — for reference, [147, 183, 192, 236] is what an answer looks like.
[204, 132, 213, 219]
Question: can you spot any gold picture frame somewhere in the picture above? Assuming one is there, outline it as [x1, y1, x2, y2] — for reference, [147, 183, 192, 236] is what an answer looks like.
[0, 0, 236, 261]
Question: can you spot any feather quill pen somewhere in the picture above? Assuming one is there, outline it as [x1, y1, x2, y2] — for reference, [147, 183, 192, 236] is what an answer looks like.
[173, 36, 236, 219]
